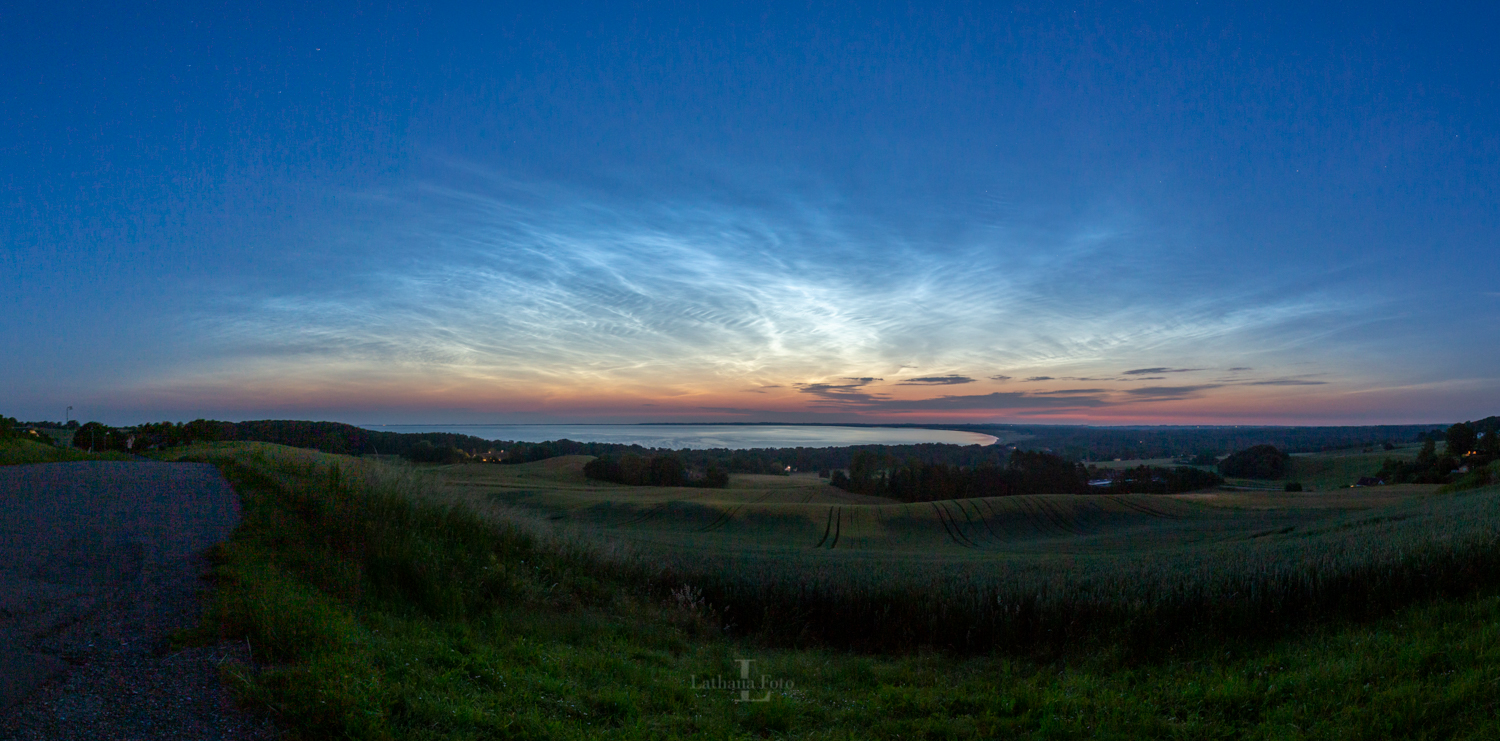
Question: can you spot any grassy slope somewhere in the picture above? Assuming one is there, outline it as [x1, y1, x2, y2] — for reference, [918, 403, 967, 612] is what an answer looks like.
[1286, 445, 1422, 490]
[0, 437, 132, 465]
[1092, 445, 1422, 491]
[446, 457, 1441, 576]
[170, 443, 1500, 739]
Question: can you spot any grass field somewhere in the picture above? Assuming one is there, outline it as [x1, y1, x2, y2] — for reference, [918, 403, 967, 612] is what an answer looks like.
[436, 455, 1436, 561]
[1090, 444, 1422, 491]
[0, 437, 132, 465]
[445, 457, 1485, 653]
[1285, 444, 1423, 489]
[155, 442, 1500, 738]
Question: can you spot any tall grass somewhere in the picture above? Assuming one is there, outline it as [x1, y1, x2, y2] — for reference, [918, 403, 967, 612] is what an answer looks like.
[663, 485, 1500, 655]
[195, 443, 1500, 659]
[177, 444, 686, 737]
[0, 437, 133, 465]
[199, 445, 644, 625]
[175, 443, 1500, 738]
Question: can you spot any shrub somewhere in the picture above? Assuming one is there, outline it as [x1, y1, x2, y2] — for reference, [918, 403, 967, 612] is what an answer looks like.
[1093, 465, 1224, 494]
[583, 453, 723, 487]
[402, 439, 466, 464]
[1219, 445, 1292, 479]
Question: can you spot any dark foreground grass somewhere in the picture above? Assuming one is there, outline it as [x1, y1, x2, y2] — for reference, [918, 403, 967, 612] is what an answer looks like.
[175, 443, 1500, 739]
[659, 478, 1500, 656]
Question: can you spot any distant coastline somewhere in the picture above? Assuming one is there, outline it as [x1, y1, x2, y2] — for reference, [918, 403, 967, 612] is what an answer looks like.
[357, 423, 1000, 450]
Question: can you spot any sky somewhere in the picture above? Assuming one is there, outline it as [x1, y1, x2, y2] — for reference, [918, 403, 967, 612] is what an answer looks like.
[3, 1, 1498, 426]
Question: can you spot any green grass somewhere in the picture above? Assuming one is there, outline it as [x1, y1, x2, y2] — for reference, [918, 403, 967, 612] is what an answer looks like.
[1441, 460, 1500, 493]
[0, 437, 132, 465]
[170, 443, 1500, 738]
[1090, 446, 1422, 491]
[1285, 445, 1422, 490]
[437, 457, 1498, 653]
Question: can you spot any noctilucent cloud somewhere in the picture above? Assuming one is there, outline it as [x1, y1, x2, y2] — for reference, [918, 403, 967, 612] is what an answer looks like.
[4, 2, 1497, 426]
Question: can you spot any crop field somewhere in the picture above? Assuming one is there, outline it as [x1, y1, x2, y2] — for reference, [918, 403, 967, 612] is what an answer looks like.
[154, 442, 1500, 738]
[437, 455, 1436, 561]
[1285, 444, 1422, 488]
[1170, 484, 1436, 510]
[1089, 444, 1423, 491]
[426, 452, 1498, 654]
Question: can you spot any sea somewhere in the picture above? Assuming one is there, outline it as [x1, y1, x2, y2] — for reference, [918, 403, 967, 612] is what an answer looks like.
[357, 424, 997, 450]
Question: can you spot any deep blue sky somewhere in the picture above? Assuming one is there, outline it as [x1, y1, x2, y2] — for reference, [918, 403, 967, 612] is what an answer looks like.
[4, 1, 1498, 425]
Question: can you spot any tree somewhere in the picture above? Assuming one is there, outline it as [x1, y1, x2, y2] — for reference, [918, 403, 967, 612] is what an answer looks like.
[184, 419, 236, 443]
[404, 440, 465, 463]
[703, 465, 729, 488]
[847, 450, 892, 494]
[1446, 422, 1478, 458]
[1481, 429, 1500, 457]
[584, 454, 719, 487]
[1006, 450, 1088, 494]
[72, 422, 125, 452]
[1218, 445, 1292, 479]
[649, 455, 685, 487]
[583, 456, 624, 483]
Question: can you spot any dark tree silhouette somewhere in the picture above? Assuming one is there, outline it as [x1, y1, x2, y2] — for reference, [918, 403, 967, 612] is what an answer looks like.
[1218, 445, 1292, 479]
[1446, 422, 1478, 458]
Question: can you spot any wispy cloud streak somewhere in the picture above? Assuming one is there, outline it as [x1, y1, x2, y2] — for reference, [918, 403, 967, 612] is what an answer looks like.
[174, 165, 1386, 418]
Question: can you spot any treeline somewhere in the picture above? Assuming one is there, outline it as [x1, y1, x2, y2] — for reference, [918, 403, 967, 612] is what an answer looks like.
[1217, 444, 1293, 479]
[832, 449, 1072, 500]
[41, 419, 499, 458]
[829, 448, 1225, 501]
[0, 415, 54, 445]
[582, 454, 729, 488]
[29, 418, 1499, 492]
[1373, 418, 1500, 486]
[45, 418, 960, 474]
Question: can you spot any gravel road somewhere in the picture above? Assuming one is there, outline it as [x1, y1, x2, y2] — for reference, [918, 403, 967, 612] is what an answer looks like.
[0, 461, 278, 740]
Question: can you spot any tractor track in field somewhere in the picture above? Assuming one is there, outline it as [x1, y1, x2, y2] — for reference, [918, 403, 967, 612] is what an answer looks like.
[936, 501, 972, 546]
[1031, 496, 1086, 537]
[974, 497, 1015, 538]
[696, 491, 775, 533]
[955, 498, 1004, 546]
[950, 501, 986, 547]
[1112, 495, 1185, 519]
[813, 506, 844, 549]
[931, 502, 979, 548]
